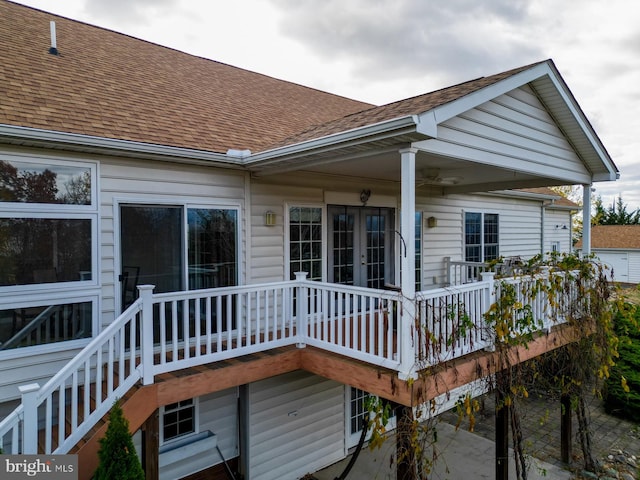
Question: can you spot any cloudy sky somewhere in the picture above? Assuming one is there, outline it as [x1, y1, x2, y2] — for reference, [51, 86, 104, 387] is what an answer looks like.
[13, 0, 640, 208]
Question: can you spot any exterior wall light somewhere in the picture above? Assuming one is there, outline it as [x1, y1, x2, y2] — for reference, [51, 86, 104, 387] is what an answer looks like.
[265, 211, 276, 226]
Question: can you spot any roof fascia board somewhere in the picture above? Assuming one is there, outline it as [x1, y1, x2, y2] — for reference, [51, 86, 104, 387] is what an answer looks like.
[0, 124, 237, 166]
[542, 61, 618, 181]
[248, 115, 426, 165]
[427, 62, 553, 125]
[421, 61, 618, 182]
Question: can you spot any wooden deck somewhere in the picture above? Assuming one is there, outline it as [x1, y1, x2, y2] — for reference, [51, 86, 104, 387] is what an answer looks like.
[71, 321, 581, 480]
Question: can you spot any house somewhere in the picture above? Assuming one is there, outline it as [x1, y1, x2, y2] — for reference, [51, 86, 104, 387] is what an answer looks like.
[0, 1, 618, 479]
[577, 225, 640, 283]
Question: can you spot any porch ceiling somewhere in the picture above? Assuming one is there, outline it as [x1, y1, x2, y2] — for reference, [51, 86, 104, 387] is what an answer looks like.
[250, 145, 577, 195]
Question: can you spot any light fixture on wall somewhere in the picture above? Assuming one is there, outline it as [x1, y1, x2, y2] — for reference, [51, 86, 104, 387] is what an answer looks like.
[555, 224, 568, 230]
[426, 216, 438, 228]
[264, 211, 276, 226]
[360, 189, 371, 206]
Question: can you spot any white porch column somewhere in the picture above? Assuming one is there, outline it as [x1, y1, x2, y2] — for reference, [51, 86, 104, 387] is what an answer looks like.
[582, 184, 592, 256]
[399, 148, 417, 379]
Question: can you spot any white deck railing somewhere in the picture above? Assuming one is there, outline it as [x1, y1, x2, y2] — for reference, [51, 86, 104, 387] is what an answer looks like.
[0, 270, 583, 455]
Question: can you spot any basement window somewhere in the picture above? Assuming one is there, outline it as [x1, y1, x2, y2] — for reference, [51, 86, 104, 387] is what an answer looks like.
[161, 399, 198, 444]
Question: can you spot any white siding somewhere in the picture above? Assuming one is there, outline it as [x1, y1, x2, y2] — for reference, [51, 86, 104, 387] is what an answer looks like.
[247, 371, 345, 480]
[421, 85, 590, 182]
[628, 252, 640, 284]
[418, 192, 544, 287]
[132, 388, 238, 479]
[543, 209, 573, 254]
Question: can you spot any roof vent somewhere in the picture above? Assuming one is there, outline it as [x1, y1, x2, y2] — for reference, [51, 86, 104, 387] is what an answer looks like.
[49, 21, 59, 55]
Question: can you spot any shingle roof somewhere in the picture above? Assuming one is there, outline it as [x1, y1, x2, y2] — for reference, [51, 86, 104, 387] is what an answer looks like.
[269, 62, 542, 149]
[591, 225, 640, 249]
[1, 1, 553, 158]
[578, 225, 640, 250]
[0, 1, 372, 154]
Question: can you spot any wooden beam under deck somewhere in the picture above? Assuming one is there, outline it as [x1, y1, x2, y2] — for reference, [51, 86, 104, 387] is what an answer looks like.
[74, 323, 581, 480]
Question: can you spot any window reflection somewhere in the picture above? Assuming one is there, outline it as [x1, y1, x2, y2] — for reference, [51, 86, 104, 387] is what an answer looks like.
[0, 218, 92, 286]
[0, 160, 91, 205]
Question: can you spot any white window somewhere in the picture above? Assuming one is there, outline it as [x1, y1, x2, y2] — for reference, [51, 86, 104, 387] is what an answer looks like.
[161, 398, 198, 444]
[0, 156, 99, 355]
[464, 212, 499, 262]
[288, 206, 323, 281]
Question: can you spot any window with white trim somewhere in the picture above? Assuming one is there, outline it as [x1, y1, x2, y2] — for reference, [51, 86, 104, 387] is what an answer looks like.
[465, 212, 499, 262]
[0, 157, 98, 353]
[289, 206, 323, 281]
[161, 399, 197, 444]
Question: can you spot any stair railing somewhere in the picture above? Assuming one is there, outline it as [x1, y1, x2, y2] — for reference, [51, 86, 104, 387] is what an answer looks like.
[0, 294, 145, 454]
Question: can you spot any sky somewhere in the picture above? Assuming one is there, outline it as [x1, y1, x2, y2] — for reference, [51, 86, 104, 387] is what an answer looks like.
[11, 0, 640, 209]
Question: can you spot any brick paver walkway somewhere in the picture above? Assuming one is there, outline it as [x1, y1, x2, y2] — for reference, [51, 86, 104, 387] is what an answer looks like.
[441, 390, 640, 474]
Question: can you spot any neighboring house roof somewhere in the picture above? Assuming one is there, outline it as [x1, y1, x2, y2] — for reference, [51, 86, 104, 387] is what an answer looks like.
[576, 225, 640, 249]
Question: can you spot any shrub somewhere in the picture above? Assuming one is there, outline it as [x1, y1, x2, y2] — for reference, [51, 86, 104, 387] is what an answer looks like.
[605, 305, 640, 422]
[94, 399, 145, 480]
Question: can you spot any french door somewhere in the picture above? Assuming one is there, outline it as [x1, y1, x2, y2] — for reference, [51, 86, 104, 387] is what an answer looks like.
[328, 206, 394, 289]
[328, 205, 397, 446]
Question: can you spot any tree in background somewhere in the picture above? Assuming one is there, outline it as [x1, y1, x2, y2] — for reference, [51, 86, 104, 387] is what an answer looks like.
[593, 195, 640, 225]
[95, 399, 145, 480]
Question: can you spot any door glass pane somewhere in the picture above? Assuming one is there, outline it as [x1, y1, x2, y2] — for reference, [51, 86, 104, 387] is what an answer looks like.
[188, 208, 237, 289]
[0, 218, 91, 286]
[332, 212, 354, 285]
[365, 213, 385, 289]
[120, 206, 183, 305]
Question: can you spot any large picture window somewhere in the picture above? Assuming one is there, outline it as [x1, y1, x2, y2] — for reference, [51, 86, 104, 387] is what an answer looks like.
[0, 156, 98, 355]
[465, 212, 499, 263]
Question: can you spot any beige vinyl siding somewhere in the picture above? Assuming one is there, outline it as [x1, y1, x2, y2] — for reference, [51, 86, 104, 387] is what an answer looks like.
[248, 181, 325, 284]
[422, 85, 589, 181]
[418, 193, 546, 287]
[99, 158, 246, 327]
[247, 371, 344, 480]
[629, 253, 640, 284]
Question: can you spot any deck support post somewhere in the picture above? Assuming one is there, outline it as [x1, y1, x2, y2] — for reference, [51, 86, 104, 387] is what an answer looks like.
[295, 271, 309, 348]
[561, 394, 572, 464]
[395, 404, 418, 480]
[19, 383, 40, 454]
[398, 148, 417, 380]
[138, 284, 156, 385]
[142, 409, 159, 480]
[496, 386, 509, 480]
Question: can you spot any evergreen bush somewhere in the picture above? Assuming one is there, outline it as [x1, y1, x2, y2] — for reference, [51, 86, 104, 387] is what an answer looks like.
[605, 305, 640, 422]
[94, 399, 145, 480]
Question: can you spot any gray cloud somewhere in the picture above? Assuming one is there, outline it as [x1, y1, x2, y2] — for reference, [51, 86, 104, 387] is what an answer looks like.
[83, 0, 178, 25]
[271, 0, 543, 87]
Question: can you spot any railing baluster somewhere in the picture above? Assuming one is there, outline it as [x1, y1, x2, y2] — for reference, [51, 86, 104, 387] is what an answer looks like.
[195, 296, 201, 356]
[206, 295, 212, 355]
